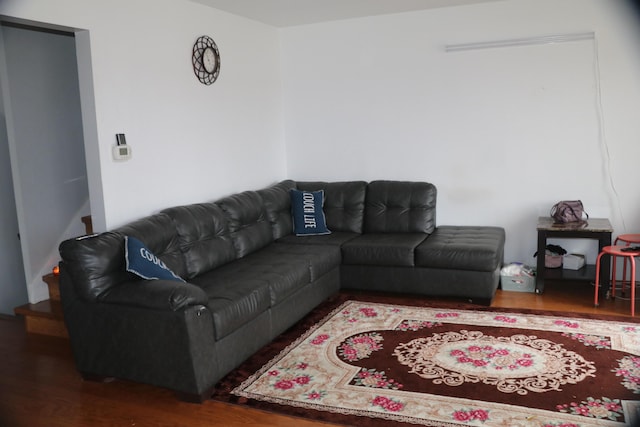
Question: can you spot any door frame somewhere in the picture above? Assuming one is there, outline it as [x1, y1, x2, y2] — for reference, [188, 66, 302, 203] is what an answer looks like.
[0, 16, 104, 303]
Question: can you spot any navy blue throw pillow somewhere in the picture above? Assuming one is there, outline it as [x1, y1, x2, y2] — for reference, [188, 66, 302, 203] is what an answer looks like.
[290, 189, 331, 236]
[125, 236, 185, 282]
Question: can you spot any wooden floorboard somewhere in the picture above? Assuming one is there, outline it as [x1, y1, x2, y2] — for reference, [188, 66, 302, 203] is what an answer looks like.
[1, 282, 637, 426]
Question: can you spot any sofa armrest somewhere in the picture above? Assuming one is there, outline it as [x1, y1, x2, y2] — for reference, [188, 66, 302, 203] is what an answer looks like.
[98, 279, 208, 311]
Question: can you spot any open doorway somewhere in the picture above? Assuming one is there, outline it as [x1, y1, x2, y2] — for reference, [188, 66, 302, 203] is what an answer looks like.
[0, 21, 91, 313]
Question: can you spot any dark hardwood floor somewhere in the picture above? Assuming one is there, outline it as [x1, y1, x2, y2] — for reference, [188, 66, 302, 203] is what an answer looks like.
[1, 282, 637, 427]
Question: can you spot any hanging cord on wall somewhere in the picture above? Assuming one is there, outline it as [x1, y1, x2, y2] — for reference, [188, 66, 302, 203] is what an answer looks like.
[592, 35, 626, 233]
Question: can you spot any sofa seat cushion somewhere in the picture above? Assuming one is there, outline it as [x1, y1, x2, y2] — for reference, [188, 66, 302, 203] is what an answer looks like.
[189, 272, 271, 341]
[277, 231, 359, 247]
[192, 243, 312, 308]
[271, 243, 342, 281]
[231, 251, 312, 306]
[342, 233, 428, 267]
[415, 226, 505, 271]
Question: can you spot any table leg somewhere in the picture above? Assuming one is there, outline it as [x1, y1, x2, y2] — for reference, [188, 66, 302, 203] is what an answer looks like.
[536, 230, 546, 294]
[598, 234, 611, 295]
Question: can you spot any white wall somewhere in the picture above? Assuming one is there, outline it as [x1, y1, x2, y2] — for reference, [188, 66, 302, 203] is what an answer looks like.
[1, 0, 639, 278]
[281, 0, 640, 265]
[0, 31, 28, 314]
[0, 0, 286, 230]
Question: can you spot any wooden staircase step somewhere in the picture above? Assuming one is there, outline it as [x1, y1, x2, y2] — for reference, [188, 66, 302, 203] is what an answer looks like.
[12, 214, 91, 339]
[42, 272, 60, 301]
[14, 300, 68, 338]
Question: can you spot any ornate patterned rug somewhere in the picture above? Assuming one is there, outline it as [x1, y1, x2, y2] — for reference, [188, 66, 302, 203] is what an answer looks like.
[212, 296, 640, 426]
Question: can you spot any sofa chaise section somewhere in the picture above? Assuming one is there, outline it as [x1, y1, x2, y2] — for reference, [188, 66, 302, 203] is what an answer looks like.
[339, 181, 504, 305]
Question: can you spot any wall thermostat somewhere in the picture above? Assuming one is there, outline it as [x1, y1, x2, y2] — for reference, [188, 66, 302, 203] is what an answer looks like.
[113, 133, 132, 161]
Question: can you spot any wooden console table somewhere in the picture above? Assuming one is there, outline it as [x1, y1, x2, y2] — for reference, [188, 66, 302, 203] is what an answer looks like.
[536, 217, 612, 294]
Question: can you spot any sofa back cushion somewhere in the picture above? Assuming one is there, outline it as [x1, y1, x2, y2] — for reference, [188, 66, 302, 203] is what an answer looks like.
[58, 212, 186, 302]
[296, 181, 367, 233]
[162, 203, 236, 279]
[115, 213, 188, 278]
[217, 190, 273, 258]
[364, 181, 437, 233]
[124, 235, 185, 282]
[290, 189, 331, 236]
[257, 180, 296, 239]
[59, 231, 131, 302]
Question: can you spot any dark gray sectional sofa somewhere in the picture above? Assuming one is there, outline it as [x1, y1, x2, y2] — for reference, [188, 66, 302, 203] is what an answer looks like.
[58, 179, 505, 402]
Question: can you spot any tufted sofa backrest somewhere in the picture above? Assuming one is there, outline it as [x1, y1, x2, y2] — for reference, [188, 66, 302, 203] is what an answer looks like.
[364, 180, 437, 234]
[59, 213, 186, 302]
[216, 190, 273, 258]
[161, 203, 236, 279]
[296, 181, 367, 233]
[115, 213, 188, 278]
[257, 180, 296, 240]
[59, 231, 130, 302]
[59, 179, 439, 303]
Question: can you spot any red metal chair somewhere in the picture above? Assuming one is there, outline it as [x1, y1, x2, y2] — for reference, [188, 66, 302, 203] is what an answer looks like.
[594, 241, 640, 316]
[612, 234, 640, 298]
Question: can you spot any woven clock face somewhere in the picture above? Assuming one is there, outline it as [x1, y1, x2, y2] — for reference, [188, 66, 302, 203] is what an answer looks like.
[192, 35, 220, 85]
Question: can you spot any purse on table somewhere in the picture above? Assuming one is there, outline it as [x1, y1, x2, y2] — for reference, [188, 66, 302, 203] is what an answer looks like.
[550, 200, 588, 224]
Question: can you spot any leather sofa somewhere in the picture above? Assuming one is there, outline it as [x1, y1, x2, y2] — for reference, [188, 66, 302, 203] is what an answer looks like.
[58, 180, 505, 402]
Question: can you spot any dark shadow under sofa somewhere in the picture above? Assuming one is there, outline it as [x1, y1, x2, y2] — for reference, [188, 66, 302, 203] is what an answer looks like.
[58, 180, 505, 402]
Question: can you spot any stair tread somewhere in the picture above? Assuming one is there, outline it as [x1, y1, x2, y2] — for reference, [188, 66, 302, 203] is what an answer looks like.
[42, 273, 61, 301]
[11, 215, 88, 339]
[14, 300, 64, 319]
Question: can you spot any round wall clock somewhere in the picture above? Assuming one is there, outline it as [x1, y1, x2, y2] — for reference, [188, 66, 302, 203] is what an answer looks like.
[192, 35, 220, 85]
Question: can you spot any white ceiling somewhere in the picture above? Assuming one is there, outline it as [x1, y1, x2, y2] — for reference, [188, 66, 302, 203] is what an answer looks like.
[190, 0, 507, 27]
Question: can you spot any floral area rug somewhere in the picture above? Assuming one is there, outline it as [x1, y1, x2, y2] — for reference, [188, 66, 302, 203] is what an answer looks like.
[212, 296, 640, 426]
